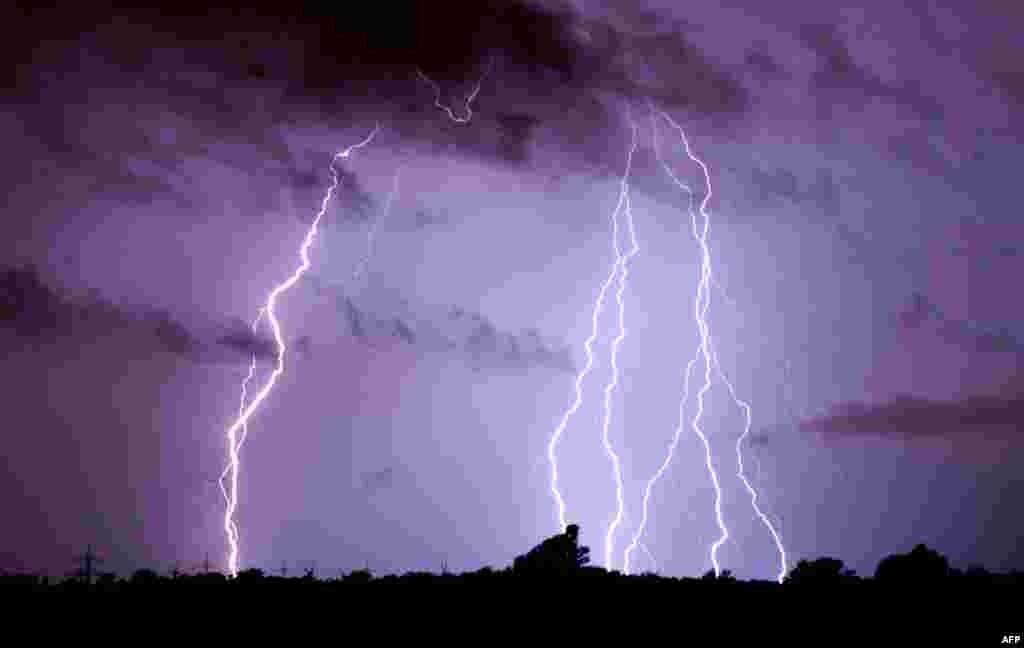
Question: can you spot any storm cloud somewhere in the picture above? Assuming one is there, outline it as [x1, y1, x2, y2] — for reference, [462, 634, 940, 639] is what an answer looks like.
[800, 394, 1024, 444]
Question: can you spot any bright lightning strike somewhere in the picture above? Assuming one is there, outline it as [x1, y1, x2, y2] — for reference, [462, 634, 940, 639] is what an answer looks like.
[415, 57, 493, 124]
[713, 345, 788, 584]
[625, 104, 787, 581]
[622, 264, 737, 574]
[658, 106, 730, 577]
[220, 309, 263, 578]
[623, 345, 703, 575]
[547, 113, 638, 538]
[623, 103, 727, 576]
[220, 124, 380, 576]
[640, 542, 659, 574]
[601, 115, 640, 571]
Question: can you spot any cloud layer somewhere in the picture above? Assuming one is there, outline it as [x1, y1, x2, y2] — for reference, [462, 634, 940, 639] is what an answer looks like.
[800, 394, 1023, 443]
[0, 264, 277, 364]
[308, 274, 575, 374]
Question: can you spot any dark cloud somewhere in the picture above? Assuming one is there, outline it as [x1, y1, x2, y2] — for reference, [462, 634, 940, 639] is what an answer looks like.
[320, 284, 574, 373]
[800, 394, 1024, 443]
[466, 317, 499, 355]
[983, 63, 1024, 110]
[747, 166, 800, 206]
[330, 167, 376, 226]
[892, 292, 1024, 354]
[968, 3, 1024, 117]
[153, 312, 196, 356]
[740, 165, 838, 214]
[343, 297, 367, 341]
[797, 24, 943, 120]
[464, 319, 577, 370]
[906, 0, 959, 58]
[893, 292, 934, 331]
[461, 318, 574, 372]
[412, 207, 458, 231]
[460, 314, 575, 373]
[0, 264, 280, 364]
[392, 319, 416, 346]
[216, 319, 277, 361]
[747, 432, 771, 448]
[744, 49, 787, 80]
[103, 1, 588, 109]
[625, 28, 750, 123]
[813, 171, 916, 271]
[0, 0, 778, 270]
[496, 113, 542, 164]
[5, 0, 759, 188]
[950, 240, 1022, 266]
[0, 264, 69, 342]
[0, 264, 196, 355]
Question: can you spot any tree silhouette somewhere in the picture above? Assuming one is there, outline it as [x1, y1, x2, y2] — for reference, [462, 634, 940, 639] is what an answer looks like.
[964, 565, 992, 582]
[130, 568, 159, 586]
[785, 558, 857, 585]
[235, 568, 265, 583]
[701, 569, 736, 582]
[875, 544, 950, 584]
[343, 569, 373, 584]
[513, 523, 590, 574]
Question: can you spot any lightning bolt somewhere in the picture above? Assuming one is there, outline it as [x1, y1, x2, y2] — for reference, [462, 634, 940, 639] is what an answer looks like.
[220, 309, 263, 578]
[623, 104, 725, 576]
[547, 112, 638, 544]
[219, 124, 380, 576]
[713, 345, 788, 583]
[601, 115, 640, 571]
[623, 344, 703, 575]
[415, 57, 493, 124]
[640, 542, 659, 574]
[623, 104, 788, 582]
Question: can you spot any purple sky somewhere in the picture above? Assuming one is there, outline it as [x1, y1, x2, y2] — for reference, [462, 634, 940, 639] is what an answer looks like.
[2, 0, 1023, 579]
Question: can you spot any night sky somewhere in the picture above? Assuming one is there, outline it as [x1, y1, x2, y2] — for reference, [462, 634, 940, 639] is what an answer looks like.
[2, 0, 1023, 580]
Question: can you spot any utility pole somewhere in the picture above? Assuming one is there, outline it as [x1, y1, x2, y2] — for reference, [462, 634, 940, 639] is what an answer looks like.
[74, 545, 103, 585]
[203, 553, 211, 574]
